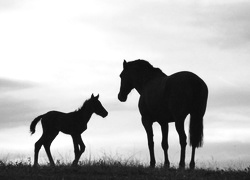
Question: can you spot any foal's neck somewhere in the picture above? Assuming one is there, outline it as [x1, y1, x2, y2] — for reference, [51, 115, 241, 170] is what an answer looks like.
[78, 104, 93, 124]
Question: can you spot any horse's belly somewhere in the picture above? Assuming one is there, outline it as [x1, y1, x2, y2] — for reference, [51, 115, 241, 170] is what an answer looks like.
[140, 77, 189, 122]
[149, 104, 174, 123]
[140, 92, 174, 122]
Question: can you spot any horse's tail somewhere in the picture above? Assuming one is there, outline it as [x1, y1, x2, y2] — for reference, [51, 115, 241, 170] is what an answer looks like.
[189, 81, 208, 148]
[30, 114, 44, 135]
[189, 114, 204, 148]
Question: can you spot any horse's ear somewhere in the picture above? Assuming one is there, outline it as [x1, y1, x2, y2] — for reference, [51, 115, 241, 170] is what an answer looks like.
[96, 94, 99, 99]
[91, 93, 94, 99]
[123, 60, 127, 69]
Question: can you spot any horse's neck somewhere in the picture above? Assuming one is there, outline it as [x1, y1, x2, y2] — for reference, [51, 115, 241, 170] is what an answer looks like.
[133, 77, 150, 94]
[135, 72, 167, 95]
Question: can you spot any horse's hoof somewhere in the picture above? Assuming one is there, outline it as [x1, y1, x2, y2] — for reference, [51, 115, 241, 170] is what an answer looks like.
[189, 162, 195, 170]
[178, 163, 185, 170]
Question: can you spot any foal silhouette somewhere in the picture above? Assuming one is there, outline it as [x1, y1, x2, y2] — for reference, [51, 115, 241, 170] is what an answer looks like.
[30, 94, 108, 167]
[118, 60, 208, 169]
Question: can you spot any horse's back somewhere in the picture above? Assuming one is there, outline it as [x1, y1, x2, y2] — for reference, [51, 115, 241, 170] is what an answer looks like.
[139, 71, 208, 122]
[166, 71, 207, 111]
[166, 71, 207, 97]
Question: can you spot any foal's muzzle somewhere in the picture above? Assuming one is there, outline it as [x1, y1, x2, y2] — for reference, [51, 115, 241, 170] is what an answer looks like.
[101, 110, 108, 118]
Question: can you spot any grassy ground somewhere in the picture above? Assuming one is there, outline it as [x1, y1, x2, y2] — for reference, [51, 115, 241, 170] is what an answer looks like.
[0, 157, 250, 180]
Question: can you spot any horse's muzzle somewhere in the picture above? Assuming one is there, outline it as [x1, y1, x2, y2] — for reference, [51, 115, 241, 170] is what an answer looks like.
[118, 93, 127, 102]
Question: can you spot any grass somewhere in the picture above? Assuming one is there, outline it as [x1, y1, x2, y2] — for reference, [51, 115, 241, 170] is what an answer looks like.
[0, 156, 250, 180]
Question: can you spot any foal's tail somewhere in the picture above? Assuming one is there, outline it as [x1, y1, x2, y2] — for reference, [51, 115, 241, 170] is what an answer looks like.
[30, 114, 44, 135]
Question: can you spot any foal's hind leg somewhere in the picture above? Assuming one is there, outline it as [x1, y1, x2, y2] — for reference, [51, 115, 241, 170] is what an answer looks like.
[34, 134, 45, 167]
[43, 131, 59, 166]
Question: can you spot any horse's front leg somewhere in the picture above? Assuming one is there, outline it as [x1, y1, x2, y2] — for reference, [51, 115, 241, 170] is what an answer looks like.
[142, 119, 155, 168]
[161, 123, 170, 168]
[190, 146, 196, 169]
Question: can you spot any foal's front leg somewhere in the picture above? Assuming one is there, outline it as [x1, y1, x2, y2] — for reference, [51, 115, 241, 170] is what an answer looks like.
[78, 135, 86, 159]
[72, 135, 80, 166]
[71, 134, 85, 166]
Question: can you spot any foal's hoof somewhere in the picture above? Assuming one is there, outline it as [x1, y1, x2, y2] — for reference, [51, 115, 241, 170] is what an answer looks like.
[178, 163, 185, 170]
[149, 159, 156, 168]
[71, 161, 78, 167]
[150, 163, 156, 168]
[33, 164, 39, 169]
[164, 163, 170, 169]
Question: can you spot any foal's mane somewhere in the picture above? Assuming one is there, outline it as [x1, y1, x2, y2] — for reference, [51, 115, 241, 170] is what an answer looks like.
[75, 98, 92, 113]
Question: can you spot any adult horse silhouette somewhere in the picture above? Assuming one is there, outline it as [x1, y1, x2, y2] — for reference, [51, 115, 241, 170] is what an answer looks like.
[118, 60, 208, 169]
[30, 94, 108, 167]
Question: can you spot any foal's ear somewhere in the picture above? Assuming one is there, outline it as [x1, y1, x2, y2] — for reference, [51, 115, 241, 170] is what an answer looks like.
[96, 94, 99, 99]
[91, 93, 94, 99]
[123, 59, 127, 69]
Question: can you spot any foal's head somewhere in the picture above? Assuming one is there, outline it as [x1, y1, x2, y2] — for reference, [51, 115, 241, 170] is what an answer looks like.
[88, 94, 108, 118]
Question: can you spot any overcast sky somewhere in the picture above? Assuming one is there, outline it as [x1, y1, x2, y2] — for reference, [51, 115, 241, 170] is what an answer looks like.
[0, 0, 250, 168]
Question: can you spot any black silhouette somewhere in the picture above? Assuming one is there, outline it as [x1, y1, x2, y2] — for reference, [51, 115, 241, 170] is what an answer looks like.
[30, 94, 108, 167]
[118, 60, 208, 169]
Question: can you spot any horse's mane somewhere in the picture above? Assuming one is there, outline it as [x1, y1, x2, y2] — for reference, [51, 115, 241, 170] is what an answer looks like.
[129, 59, 165, 77]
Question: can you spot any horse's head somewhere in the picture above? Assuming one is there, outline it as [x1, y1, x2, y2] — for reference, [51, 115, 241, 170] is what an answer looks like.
[118, 60, 134, 102]
[90, 94, 108, 118]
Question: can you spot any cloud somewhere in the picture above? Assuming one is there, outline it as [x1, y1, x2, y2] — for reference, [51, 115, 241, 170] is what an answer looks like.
[195, 2, 250, 48]
[0, 96, 40, 129]
[80, 1, 203, 54]
[209, 85, 250, 109]
[0, 0, 27, 11]
[0, 78, 40, 129]
[0, 78, 35, 92]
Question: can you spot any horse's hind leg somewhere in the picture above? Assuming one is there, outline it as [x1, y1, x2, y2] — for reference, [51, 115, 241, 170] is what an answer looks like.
[175, 119, 187, 169]
[43, 131, 59, 166]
